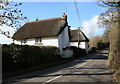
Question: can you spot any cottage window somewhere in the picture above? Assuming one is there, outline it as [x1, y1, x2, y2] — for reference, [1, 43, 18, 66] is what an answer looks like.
[24, 39, 27, 43]
[39, 38, 42, 42]
[21, 39, 27, 44]
[35, 37, 42, 43]
[35, 38, 38, 43]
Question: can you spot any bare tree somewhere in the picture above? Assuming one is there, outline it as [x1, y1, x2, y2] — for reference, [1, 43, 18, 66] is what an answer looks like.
[97, 0, 120, 28]
[97, 0, 120, 82]
[97, 0, 120, 7]
[0, 0, 27, 38]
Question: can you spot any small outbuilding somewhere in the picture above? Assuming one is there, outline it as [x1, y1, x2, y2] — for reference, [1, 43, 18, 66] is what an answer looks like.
[70, 29, 89, 53]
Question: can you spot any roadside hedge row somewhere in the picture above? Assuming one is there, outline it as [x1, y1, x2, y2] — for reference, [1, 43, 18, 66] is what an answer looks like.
[97, 42, 110, 50]
[2, 44, 61, 73]
[2, 44, 88, 74]
[70, 46, 87, 57]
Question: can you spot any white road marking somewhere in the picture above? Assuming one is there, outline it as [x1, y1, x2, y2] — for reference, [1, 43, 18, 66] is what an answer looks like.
[75, 58, 92, 69]
[43, 55, 97, 84]
[76, 61, 88, 69]
[43, 75, 62, 84]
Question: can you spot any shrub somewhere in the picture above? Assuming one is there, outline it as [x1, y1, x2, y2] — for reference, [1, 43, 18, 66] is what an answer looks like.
[114, 69, 120, 83]
[70, 47, 86, 57]
[73, 48, 86, 57]
[97, 42, 110, 50]
[2, 44, 60, 73]
[89, 47, 97, 53]
[76, 48, 86, 57]
[108, 52, 113, 65]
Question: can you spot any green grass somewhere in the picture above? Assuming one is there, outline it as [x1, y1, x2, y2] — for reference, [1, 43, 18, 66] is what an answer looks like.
[108, 52, 113, 65]
[118, 76, 120, 83]
[3, 59, 69, 79]
[117, 69, 120, 83]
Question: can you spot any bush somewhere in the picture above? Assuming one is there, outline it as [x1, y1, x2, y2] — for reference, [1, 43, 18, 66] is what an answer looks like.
[70, 46, 86, 57]
[75, 48, 86, 57]
[97, 42, 110, 50]
[2, 44, 60, 73]
[89, 47, 97, 53]
[91, 47, 97, 52]
[108, 52, 113, 65]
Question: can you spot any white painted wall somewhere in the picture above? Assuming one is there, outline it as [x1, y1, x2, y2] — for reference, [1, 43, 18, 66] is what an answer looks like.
[14, 40, 21, 45]
[63, 49, 73, 58]
[58, 26, 70, 56]
[14, 37, 58, 47]
[80, 42, 85, 49]
[14, 39, 37, 45]
[25, 39, 36, 45]
[85, 42, 89, 53]
[70, 42, 78, 47]
[41, 37, 58, 47]
[70, 42, 89, 53]
[80, 42, 89, 53]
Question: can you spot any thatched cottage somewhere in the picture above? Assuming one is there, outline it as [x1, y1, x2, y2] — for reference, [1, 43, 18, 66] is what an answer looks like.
[12, 14, 71, 57]
[70, 29, 89, 53]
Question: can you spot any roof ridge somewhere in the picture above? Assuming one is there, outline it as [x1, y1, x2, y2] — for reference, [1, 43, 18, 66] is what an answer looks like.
[12, 17, 66, 40]
[26, 17, 63, 24]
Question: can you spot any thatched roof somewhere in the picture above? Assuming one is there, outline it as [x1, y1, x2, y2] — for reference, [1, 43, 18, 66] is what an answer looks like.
[70, 29, 89, 42]
[12, 17, 67, 40]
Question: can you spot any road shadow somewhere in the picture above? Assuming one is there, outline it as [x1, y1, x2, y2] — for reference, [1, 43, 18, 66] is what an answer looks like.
[99, 52, 108, 54]
[37, 72, 113, 77]
[3, 49, 112, 83]
[84, 50, 109, 60]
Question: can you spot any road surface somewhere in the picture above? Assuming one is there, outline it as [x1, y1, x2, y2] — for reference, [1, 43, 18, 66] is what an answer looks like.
[3, 49, 115, 84]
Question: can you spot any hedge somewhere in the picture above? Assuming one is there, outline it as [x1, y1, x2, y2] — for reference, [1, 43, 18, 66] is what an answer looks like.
[97, 42, 110, 50]
[2, 44, 61, 73]
[70, 46, 87, 57]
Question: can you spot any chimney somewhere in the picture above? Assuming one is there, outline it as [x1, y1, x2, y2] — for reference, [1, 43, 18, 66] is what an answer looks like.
[62, 13, 67, 21]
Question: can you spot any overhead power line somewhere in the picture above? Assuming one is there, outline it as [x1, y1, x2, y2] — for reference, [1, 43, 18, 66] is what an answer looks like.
[74, 0, 82, 28]
[64, 5, 67, 14]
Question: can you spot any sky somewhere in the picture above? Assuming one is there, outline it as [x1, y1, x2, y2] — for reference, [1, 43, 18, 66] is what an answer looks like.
[0, 1, 108, 44]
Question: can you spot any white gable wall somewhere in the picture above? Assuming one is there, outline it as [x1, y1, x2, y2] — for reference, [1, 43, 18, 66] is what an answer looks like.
[80, 42, 89, 53]
[58, 26, 70, 56]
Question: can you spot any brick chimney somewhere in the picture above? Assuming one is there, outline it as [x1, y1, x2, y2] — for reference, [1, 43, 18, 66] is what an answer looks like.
[62, 13, 67, 21]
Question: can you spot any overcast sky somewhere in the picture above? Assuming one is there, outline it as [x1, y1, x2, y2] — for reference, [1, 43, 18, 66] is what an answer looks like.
[0, 1, 108, 44]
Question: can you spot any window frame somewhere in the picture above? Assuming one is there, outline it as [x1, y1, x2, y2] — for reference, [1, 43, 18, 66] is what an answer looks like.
[35, 37, 42, 43]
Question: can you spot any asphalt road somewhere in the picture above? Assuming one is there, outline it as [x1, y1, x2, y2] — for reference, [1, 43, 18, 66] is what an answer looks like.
[3, 49, 116, 84]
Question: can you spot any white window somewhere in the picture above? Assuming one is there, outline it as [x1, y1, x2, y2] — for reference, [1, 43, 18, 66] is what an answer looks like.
[35, 37, 42, 43]
[23, 39, 27, 43]
[21, 39, 27, 44]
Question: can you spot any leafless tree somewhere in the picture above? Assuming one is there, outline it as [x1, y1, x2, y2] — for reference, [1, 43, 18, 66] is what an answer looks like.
[97, 0, 120, 82]
[0, 0, 27, 38]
